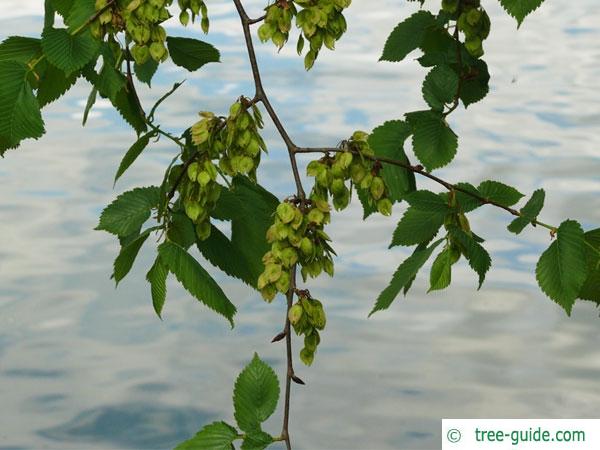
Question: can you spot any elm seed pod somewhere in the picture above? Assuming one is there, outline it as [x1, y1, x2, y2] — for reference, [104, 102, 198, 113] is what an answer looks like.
[288, 304, 304, 325]
[370, 176, 385, 200]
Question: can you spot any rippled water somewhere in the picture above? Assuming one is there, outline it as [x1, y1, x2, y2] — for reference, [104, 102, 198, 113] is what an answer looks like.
[1, 1, 600, 449]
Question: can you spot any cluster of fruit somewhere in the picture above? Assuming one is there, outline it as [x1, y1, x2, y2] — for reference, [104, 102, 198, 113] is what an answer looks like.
[306, 131, 393, 216]
[257, 0, 351, 69]
[258, 200, 335, 302]
[171, 154, 222, 241]
[443, 0, 491, 58]
[288, 294, 326, 366]
[177, 0, 209, 32]
[190, 99, 267, 181]
[91, 0, 172, 65]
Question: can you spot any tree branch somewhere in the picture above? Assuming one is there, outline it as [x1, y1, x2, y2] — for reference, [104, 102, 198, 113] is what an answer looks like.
[294, 147, 558, 232]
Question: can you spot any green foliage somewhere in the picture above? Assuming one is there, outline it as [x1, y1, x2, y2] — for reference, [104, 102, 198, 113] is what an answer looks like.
[380, 11, 437, 62]
[37, 63, 79, 107]
[166, 37, 220, 72]
[114, 132, 156, 184]
[391, 191, 449, 247]
[112, 229, 153, 285]
[536, 220, 588, 315]
[367, 120, 416, 204]
[422, 64, 459, 111]
[146, 257, 168, 318]
[450, 227, 491, 289]
[499, 0, 546, 26]
[478, 180, 524, 207]
[507, 188, 545, 234]
[178, 354, 278, 450]
[460, 59, 490, 107]
[406, 110, 458, 171]
[158, 241, 237, 326]
[96, 186, 160, 237]
[233, 353, 280, 432]
[429, 246, 454, 292]
[370, 239, 444, 315]
[175, 421, 239, 450]
[0, 36, 42, 63]
[0, 61, 45, 152]
[41, 28, 100, 75]
[579, 229, 600, 305]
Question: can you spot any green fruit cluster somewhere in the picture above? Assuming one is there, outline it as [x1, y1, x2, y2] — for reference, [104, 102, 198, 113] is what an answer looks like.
[288, 295, 326, 366]
[258, 200, 335, 302]
[177, 0, 209, 32]
[171, 148, 222, 241]
[443, 0, 491, 58]
[190, 99, 267, 181]
[306, 131, 393, 216]
[257, 0, 351, 69]
[91, 0, 172, 65]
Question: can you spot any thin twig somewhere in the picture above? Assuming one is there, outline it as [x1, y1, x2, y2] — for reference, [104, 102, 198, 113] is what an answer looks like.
[294, 147, 558, 232]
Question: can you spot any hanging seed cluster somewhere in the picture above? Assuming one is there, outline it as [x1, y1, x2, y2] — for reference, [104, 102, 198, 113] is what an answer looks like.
[443, 0, 491, 57]
[258, 200, 336, 302]
[190, 99, 267, 181]
[307, 131, 393, 216]
[288, 294, 326, 366]
[257, 0, 351, 69]
[177, 0, 209, 32]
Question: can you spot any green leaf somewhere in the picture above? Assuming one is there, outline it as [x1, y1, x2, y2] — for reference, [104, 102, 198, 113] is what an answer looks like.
[429, 247, 453, 292]
[499, 0, 546, 26]
[82, 86, 97, 126]
[405, 189, 449, 212]
[113, 228, 157, 284]
[450, 228, 491, 289]
[197, 225, 258, 287]
[41, 28, 100, 75]
[37, 63, 79, 107]
[368, 120, 416, 204]
[579, 229, 600, 305]
[452, 182, 482, 213]
[422, 64, 458, 111]
[0, 36, 42, 63]
[536, 220, 588, 315]
[406, 110, 458, 171]
[114, 132, 155, 184]
[174, 421, 238, 450]
[418, 27, 456, 67]
[112, 81, 147, 135]
[233, 353, 280, 433]
[391, 205, 447, 248]
[96, 64, 126, 102]
[134, 58, 159, 87]
[167, 212, 197, 250]
[242, 431, 273, 450]
[507, 189, 545, 234]
[147, 256, 168, 318]
[380, 10, 437, 62]
[166, 37, 220, 72]
[96, 186, 160, 237]
[460, 59, 490, 107]
[158, 241, 237, 326]
[212, 178, 278, 285]
[0, 61, 45, 148]
[478, 180, 524, 207]
[51, 0, 74, 17]
[370, 239, 444, 315]
[65, 0, 94, 31]
[357, 187, 377, 219]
